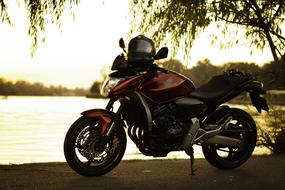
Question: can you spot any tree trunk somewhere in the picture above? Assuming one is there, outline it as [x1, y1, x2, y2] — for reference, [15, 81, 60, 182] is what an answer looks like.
[250, 0, 281, 64]
[264, 29, 280, 64]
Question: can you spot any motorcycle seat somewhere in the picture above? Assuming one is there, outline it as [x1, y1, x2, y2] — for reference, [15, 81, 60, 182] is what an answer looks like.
[189, 74, 251, 104]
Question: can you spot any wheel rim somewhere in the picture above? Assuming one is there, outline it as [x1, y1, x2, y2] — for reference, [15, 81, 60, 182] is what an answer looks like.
[210, 117, 256, 162]
[73, 121, 122, 167]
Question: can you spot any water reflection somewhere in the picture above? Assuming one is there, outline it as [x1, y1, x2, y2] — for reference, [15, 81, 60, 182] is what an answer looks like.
[0, 96, 271, 164]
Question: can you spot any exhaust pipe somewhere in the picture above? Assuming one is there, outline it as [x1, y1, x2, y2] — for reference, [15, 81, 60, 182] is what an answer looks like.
[203, 135, 242, 147]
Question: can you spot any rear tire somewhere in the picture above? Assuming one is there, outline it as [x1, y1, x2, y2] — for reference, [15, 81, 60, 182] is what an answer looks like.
[202, 108, 257, 169]
[64, 116, 126, 176]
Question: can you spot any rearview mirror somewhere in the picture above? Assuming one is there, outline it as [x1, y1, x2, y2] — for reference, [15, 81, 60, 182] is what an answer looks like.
[119, 38, 126, 49]
[154, 47, 168, 60]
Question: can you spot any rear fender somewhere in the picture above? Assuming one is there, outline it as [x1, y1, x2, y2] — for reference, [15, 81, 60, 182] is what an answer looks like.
[250, 92, 269, 113]
[245, 81, 269, 113]
[81, 109, 115, 136]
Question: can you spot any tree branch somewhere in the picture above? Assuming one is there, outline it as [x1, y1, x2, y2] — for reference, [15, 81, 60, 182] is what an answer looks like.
[269, 29, 285, 41]
[250, 0, 280, 63]
[216, 15, 256, 26]
[271, 2, 285, 23]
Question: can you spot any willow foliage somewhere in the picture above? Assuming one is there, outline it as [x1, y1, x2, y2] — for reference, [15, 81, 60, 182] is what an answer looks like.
[0, 0, 80, 56]
[130, 0, 285, 63]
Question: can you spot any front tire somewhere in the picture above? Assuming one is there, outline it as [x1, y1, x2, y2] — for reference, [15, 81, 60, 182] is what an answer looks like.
[64, 116, 126, 176]
[202, 108, 257, 169]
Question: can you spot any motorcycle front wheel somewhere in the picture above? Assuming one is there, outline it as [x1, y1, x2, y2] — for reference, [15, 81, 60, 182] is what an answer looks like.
[202, 108, 257, 169]
[64, 116, 126, 176]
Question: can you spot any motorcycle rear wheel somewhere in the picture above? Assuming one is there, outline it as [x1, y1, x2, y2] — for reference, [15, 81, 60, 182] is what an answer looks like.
[202, 108, 257, 169]
[64, 116, 126, 176]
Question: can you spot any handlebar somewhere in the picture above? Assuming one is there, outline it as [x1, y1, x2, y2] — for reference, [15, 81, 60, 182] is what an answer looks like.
[149, 64, 169, 74]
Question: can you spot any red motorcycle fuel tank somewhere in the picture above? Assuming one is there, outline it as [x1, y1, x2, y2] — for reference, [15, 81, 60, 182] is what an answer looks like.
[140, 71, 195, 103]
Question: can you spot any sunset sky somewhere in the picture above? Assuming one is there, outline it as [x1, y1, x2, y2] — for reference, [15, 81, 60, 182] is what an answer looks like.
[0, 1, 273, 88]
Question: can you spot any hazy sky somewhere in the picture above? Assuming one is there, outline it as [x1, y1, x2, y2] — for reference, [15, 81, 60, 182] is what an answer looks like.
[0, 1, 273, 88]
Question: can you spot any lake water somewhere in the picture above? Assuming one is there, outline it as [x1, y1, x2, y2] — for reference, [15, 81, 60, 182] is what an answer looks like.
[0, 96, 271, 164]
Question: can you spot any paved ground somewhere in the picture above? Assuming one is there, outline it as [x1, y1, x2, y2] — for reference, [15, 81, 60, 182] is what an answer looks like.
[0, 155, 285, 190]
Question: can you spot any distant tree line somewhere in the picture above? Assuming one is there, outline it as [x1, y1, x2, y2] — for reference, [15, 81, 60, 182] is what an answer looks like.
[86, 81, 102, 98]
[0, 78, 87, 96]
[159, 59, 285, 90]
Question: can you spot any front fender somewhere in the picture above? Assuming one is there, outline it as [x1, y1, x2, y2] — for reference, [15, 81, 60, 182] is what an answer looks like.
[81, 109, 115, 136]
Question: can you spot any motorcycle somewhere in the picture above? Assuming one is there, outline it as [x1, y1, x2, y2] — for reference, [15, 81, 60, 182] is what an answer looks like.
[64, 35, 268, 176]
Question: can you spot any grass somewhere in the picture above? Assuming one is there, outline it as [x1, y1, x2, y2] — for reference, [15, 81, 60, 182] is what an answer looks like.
[256, 105, 285, 154]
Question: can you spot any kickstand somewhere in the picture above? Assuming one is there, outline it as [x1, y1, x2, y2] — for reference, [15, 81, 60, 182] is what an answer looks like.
[186, 147, 196, 175]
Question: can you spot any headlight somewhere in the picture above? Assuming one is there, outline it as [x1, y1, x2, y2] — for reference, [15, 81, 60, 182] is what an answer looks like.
[100, 77, 125, 97]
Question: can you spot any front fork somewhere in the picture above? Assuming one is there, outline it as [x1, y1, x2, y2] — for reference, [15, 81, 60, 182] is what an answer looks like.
[104, 98, 125, 139]
[105, 98, 116, 111]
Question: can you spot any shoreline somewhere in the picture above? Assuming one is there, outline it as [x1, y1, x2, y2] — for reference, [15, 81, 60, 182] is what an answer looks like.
[0, 149, 273, 166]
[0, 146, 272, 166]
[0, 153, 277, 167]
[1, 154, 284, 190]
